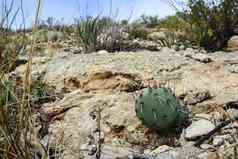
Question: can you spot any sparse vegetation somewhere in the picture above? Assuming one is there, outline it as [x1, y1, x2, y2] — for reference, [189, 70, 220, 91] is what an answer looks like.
[75, 16, 102, 52]
[1, 0, 238, 159]
[158, 13, 188, 31]
[166, 0, 238, 50]
[128, 26, 149, 40]
[134, 14, 160, 28]
[75, 16, 125, 52]
[0, 1, 48, 158]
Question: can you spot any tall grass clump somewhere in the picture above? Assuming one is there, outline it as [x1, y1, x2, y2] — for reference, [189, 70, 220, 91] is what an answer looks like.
[0, 0, 27, 73]
[75, 16, 102, 53]
[0, 0, 51, 158]
[75, 16, 125, 53]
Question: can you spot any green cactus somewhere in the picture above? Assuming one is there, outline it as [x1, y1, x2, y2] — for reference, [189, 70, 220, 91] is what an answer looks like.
[135, 87, 189, 133]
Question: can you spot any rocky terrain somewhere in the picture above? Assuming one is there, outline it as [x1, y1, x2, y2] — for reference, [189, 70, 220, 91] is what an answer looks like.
[9, 41, 238, 159]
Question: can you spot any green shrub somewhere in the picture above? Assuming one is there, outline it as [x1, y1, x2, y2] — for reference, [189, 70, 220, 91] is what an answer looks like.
[182, 0, 238, 50]
[128, 26, 149, 40]
[159, 13, 188, 31]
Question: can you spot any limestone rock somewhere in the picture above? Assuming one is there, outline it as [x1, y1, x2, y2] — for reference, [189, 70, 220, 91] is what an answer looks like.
[182, 89, 212, 105]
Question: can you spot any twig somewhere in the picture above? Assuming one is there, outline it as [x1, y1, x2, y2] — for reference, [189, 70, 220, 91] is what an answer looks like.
[194, 117, 238, 147]
[96, 103, 104, 159]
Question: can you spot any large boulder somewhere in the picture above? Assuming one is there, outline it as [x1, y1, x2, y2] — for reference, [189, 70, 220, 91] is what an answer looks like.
[227, 36, 238, 51]
[23, 49, 238, 159]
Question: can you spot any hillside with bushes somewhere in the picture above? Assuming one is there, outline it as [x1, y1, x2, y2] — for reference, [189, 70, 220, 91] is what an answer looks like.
[1, 0, 238, 159]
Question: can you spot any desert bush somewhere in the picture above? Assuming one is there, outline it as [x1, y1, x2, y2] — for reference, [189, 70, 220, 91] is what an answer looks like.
[155, 32, 192, 50]
[128, 26, 149, 40]
[158, 13, 188, 31]
[178, 0, 238, 50]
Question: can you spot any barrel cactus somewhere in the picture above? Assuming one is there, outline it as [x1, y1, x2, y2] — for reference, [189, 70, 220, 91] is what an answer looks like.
[135, 87, 189, 133]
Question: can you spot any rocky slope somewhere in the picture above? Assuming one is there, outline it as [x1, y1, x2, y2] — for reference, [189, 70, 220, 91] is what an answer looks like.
[13, 47, 238, 159]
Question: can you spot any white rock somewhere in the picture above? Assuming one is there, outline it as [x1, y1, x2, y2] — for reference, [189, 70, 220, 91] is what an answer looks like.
[227, 108, 238, 119]
[213, 135, 225, 146]
[185, 119, 215, 140]
[227, 36, 238, 51]
[97, 50, 109, 54]
[200, 144, 214, 150]
[197, 152, 209, 159]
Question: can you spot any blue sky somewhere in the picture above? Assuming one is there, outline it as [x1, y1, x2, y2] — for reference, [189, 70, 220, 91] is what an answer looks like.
[7, 0, 176, 27]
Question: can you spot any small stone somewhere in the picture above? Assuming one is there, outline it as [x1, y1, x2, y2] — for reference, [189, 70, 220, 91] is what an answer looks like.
[72, 48, 82, 54]
[143, 149, 152, 155]
[213, 136, 225, 146]
[200, 144, 214, 150]
[126, 125, 136, 132]
[179, 45, 185, 50]
[185, 119, 215, 140]
[227, 108, 238, 119]
[197, 152, 209, 159]
[97, 50, 109, 54]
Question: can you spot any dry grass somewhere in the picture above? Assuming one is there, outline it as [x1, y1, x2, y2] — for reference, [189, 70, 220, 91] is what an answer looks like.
[0, 0, 53, 158]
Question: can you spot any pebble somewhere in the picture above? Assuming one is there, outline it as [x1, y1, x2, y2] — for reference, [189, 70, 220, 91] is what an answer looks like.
[185, 119, 215, 140]
[213, 135, 225, 146]
[227, 108, 238, 119]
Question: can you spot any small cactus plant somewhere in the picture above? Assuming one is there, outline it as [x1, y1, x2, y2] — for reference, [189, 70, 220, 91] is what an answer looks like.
[135, 87, 189, 133]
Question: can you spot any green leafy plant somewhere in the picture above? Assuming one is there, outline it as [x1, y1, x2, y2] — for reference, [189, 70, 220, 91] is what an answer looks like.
[35, 80, 46, 98]
[0, 80, 15, 106]
[135, 87, 189, 133]
[182, 0, 238, 50]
